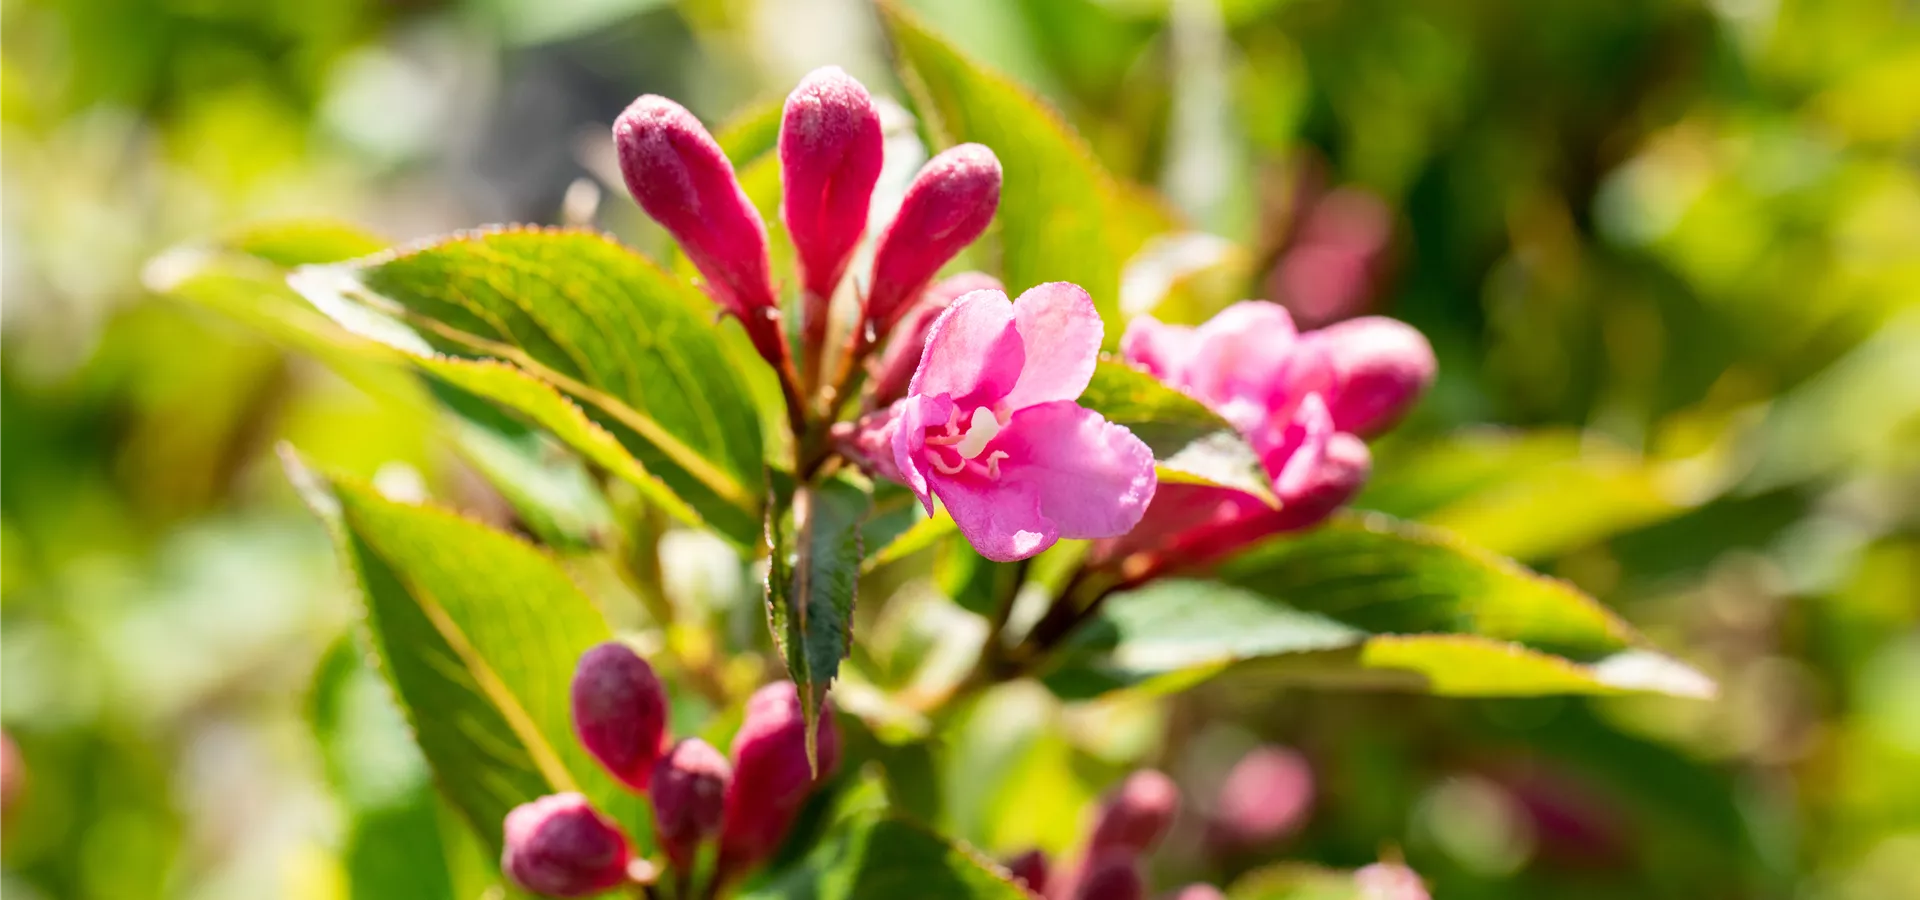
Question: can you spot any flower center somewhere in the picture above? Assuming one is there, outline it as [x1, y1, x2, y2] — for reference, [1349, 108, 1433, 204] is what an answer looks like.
[924, 405, 1010, 479]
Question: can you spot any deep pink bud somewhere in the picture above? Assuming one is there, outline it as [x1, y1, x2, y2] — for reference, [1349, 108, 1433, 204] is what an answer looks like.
[1071, 853, 1144, 900]
[1211, 746, 1313, 846]
[865, 144, 1001, 332]
[1302, 317, 1435, 437]
[1005, 848, 1049, 895]
[1172, 886, 1226, 900]
[867, 272, 1003, 408]
[571, 641, 668, 792]
[614, 95, 777, 320]
[718, 682, 841, 871]
[1086, 770, 1180, 859]
[1355, 863, 1429, 900]
[502, 793, 634, 897]
[652, 738, 732, 868]
[781, 66, 884, 308]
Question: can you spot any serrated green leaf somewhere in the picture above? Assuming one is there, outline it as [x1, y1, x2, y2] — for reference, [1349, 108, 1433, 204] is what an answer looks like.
[284, 453, 643, 856]
[289, 227, 766, 546]
[880, 1, 1177, 332]
[746, 815, 1029, 900]
[1045, 513, 1713, 700]
[1078, 357, 1274, 503]
[767, 477, 871, 769]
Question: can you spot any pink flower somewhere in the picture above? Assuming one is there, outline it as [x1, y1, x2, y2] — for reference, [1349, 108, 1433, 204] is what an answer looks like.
[879, 283, 1156, 562]
[1086, 769, 1180, 859]
[1209, 745, 1313, 847]
[867, 271, 1004, 410]
[1095, 302, 1431, 569]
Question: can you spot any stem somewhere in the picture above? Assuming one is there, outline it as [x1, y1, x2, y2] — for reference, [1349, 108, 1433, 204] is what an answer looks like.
[798, 288, 829, 397]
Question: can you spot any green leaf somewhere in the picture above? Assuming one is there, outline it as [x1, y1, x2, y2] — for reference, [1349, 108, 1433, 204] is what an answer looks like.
[1046, 514, 1714, 700]
[289, 227, 766, 546]
[715, 97, 785, 166]
[222, 218, 389, 267]
[880, 1, 1177, 332]
[767, 476, 871, 769]
[284, 452, 642, 856]
[1228, 864, 1362, 900]
[748, 815, 1029, 900]
[1078, 358, 1273, 503]
[1362, 429, 1698, 562]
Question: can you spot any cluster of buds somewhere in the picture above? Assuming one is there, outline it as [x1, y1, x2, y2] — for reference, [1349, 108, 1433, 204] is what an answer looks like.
[500, 642, 839, 897]
[1007, 765, 1425, 900]
[614, 67, 1001, 413]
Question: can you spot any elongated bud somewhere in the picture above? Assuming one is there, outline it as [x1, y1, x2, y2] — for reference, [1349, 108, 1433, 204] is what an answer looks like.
[1005, 848, 1049, 895]
[865, 144, 1001, 332]
[781, 67, 884, 310]
[502, 793, 634, 897]
[1086, 770, 1180, 860]
[1304, 317, 1435, 437]
[718, 682, 841, 872]
[1071, 853, 1144, 900]
[652, 738, 732, 867]
[1211, 746, 1313, 847]
[1355, 863, 1429, 900]
[614, 96, 778, 321]
[868, 272, 1003, 408]
[571, 642, 668, 792]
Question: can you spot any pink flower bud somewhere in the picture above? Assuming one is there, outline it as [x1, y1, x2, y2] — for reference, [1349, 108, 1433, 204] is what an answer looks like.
[571, 641, 668, 792]
[1172, 886, 1226, 900]
[502, 793, 634, 897]
[1, 731, 21, 819]
[867, 272, 1003, 408]
[652, 738, 732, 868]
[1071, 853, 1144, 900]
[1086, 770, 1180, 859]
[1354, 863, 1429, 900]
[613, 95, 778, 321]
[1211, 746, 1313, 847]
[1301, 317, 1434, 437]
[865, 144, 1001, 332]
[718, 682, 841, 872]
[1005, 848, 1049, 895]
[781, 67, 884, 309]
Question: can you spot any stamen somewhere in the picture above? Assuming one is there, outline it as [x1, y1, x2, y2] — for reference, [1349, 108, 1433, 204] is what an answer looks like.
[981, 450, 1009, 479]
[925, 406, 965, 446]
[930, 449, 967, 475]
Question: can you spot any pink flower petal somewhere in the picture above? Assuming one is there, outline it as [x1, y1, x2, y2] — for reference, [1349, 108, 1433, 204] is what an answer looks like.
[907, 290, 1024, 408]
[934, 475, 1056, 563]
[1269, 393, 1335, 503]
[996, 401, 1157, 541]
[1001, 282, 1102, 409]
[1119, 315, 1200, 383]
[889, 393, 953, 516]
[1185, 301, 1300, 424]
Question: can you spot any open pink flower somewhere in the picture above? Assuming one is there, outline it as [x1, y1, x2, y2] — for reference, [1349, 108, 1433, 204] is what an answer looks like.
[1094, 302, 1431, 569]
[873, 283, 1155, 562]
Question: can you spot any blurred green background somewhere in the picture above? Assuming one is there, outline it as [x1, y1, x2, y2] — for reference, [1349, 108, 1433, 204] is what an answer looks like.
[3, 0, 1917, 898]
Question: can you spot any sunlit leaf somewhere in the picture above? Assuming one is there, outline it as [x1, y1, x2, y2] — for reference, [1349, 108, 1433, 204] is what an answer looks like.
[1045, 514, 1713, 700]
[288, 227, 766, 546]
[1078, 357, 1273, 503]
[285, 453, 644, 855]
[880, 1, 1178, 333]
